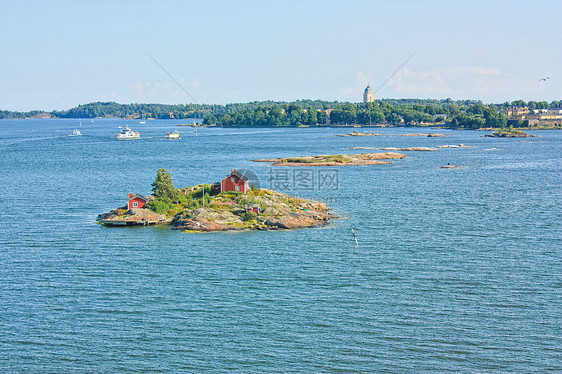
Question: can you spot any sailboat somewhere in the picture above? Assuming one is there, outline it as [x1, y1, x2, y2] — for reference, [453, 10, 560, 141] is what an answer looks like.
[139, 114, 146, 124]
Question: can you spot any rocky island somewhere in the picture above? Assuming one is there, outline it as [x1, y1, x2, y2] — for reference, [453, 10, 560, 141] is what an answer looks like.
[252, 152, 406, 167]
[399, 133, 445, 137]
[380, 147, 438, 152]
[336, 130, 383, 137]
[484, 129, 536, 138]
[436, 144, 472, 148]
[98, 169, 335, 232]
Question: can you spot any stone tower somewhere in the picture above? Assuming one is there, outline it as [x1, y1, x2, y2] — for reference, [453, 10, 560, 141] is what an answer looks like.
[363, 85, 374, 103]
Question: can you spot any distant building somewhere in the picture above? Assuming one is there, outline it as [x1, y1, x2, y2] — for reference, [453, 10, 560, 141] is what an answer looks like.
[245, 203, 261, 214]
[363, 85, 374, 103]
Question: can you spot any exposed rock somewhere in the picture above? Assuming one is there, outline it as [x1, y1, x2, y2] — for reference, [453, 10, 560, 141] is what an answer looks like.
[337, 131, 383, 137]
[97, 208, 167, 226]
[172, 218, 231, 232]
[436, 144, 472, 148]
[484, 130, 536, 138]
[380, 147, 438, 151]
[399, 133, 445, 137]
[441, 164, 461, 169]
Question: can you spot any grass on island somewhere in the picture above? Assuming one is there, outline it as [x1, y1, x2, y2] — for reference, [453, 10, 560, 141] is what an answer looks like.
[282, 155, 352, 164]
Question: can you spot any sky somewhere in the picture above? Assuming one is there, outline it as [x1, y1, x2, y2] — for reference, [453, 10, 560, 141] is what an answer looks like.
[1, 0, 560, 111]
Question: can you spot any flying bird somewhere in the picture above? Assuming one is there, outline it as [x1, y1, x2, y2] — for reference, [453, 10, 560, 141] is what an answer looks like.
[538, 77, 550, 82]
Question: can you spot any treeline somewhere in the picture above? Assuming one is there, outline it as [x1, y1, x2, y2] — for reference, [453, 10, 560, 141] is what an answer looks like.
[53, 102, 211, 119]
[2, 99, 560, 129]
[202, 99, 504, 129]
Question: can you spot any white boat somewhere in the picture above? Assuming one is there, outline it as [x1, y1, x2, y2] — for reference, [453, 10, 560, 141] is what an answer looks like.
[115, 126, 140, 140]
[165, 130, 180, 139]
[139, 114, 146, 124]
[69, 129, 82, 136]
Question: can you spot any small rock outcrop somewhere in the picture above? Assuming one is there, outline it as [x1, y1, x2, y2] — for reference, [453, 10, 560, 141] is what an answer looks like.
[337, 131, 383, 137]
[380, 147, 438, 152]
[484, 130, 536, 138]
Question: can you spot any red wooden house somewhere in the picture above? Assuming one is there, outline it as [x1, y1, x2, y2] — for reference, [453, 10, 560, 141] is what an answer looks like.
[127, 193, 153, 210]
[220, 169, 249, 193]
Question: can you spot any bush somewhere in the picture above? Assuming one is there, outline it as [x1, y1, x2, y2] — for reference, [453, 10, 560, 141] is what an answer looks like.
[241, 211, 258, 222]
[146, 197, 174, 214]
[114, 208, 127, 216]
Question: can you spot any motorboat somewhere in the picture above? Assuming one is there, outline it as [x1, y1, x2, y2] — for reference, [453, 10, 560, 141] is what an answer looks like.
[115, 126, 140, 140]
[69, 129, 82, 136]
[165, 130, 180, 139]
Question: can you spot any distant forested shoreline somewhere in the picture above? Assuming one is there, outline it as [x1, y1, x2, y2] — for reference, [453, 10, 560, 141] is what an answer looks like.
[1, 98, 560, 130]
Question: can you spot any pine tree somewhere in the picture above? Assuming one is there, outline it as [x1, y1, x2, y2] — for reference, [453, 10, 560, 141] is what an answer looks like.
[151, 169, 178, 201]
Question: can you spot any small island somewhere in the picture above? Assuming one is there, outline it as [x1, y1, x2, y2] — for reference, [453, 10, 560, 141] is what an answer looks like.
[484, 128, 536, 138]
[399, 133, 445, 137]
[380, 147, 438, 152]
[252, 152, 406, 166]
[436, 144, 472, 148]
[98, 169, 335, 232]
[336, 131, 383, 137]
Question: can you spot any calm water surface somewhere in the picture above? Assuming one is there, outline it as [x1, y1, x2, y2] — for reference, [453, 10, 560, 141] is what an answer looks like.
[0, 119, 560, 372]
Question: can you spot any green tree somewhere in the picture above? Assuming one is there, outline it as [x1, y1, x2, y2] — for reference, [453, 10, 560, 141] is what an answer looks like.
[386, 112, 402, 125]
[152, 168, 178, 201]
[317, 110, 328, 124]
[304, 106, 317, 126]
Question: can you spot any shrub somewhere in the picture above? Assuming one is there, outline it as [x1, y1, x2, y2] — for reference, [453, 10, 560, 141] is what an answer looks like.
[146, 197, 173, 214]
[114, 208, 127, 216]
[241, 211, 258, 222]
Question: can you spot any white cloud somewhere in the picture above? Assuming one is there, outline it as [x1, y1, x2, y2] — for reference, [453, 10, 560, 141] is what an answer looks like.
[128, 80, 181, 101]
[385, 66, 511, 97]
[190, 78, 200, 88]
[356, 71, 371, 86]
[339, 71, 375, 98]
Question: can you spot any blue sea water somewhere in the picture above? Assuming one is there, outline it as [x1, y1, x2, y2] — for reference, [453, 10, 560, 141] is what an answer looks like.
[0, 119, 560, 372]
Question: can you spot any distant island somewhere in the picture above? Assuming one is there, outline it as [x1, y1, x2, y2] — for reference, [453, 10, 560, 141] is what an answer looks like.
[97, 169, 334, 232]
[484, 128, 537, 138]
[3, 98, 560, 130]
[336, 130, 383, 137]
[252, 152, 406, 167]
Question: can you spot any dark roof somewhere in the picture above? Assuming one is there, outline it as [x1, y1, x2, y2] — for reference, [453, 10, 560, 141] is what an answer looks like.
[227, 170, 249, 182]
[128, 194, 154, 202]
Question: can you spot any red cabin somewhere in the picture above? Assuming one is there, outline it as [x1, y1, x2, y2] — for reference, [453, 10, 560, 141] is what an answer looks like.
[127, 193, 152, 210]
[220, 169, 249, 193]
